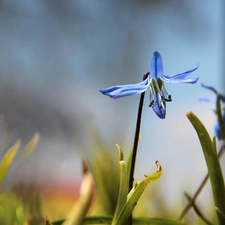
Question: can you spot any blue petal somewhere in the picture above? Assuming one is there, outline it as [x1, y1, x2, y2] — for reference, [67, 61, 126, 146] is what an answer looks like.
[150, 51, 163, 79]
[100, 78, 149, 99]
[160, 64, 199, 84]
[152, 93, 166, 119]
[201, 83, 225, 102]
[214, 122, 221, 140]
[214, 112, 225, 140]
[199, 97, 215, 103]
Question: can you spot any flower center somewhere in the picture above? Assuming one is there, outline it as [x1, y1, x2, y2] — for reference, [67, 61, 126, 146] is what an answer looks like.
[149, 78, 172, 108]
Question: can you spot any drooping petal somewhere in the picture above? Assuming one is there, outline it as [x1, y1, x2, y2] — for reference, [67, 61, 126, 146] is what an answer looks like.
[150, 51, 163, 79]
[151, 93, 166, 119]
[201, 83, 225, 102]
[160, 64, 199, 84]
[100, 78, 149, 99]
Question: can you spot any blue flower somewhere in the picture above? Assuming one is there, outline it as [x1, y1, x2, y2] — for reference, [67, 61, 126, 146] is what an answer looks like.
[100, 51, 199, 119]
[201, 83, 225, 140]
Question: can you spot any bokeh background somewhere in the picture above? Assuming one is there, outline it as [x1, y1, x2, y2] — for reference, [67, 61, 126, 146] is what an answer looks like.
[0, 0, 224, 220]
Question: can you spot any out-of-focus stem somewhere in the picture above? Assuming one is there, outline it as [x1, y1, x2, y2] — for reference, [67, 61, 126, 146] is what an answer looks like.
[179, 143, 225, 221]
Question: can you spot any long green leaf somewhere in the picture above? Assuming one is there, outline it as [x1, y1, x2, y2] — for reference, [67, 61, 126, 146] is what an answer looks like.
[22, 132, 40, 157]
[216, 94, 225, 140]
[112, 144, 129, 224]
[62, 161, 94, 225]
[215, 207, 225, 222]
[0, 139, 21, 183]
[50, 216, 186, 225]
[186, 111, 225, 225]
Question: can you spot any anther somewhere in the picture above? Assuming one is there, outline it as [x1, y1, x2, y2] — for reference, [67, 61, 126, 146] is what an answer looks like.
[165, 95, 172, 102]
[149, 100, 156, 107]
[143, 72, 150, 81]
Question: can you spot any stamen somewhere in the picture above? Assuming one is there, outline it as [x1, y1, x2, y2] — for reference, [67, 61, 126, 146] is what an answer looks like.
[161, 83, 172, 102]
[154, 79, 166, 109]
[149, 78, 168, 110]
[149, 100, 156, 107]
[160, 100, 166, 110]
[149, 83, 157, 107]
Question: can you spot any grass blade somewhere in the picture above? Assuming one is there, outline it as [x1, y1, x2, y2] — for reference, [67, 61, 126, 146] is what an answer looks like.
[112, 144, 129, 224]
[186, 111, 225, 225]
[0, 139, 21, 183]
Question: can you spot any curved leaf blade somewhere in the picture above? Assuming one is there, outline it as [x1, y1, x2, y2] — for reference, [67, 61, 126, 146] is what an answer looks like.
[0, 139, 21, 183]
[186, 111, 225, 225]
[113, 161, 162, 225]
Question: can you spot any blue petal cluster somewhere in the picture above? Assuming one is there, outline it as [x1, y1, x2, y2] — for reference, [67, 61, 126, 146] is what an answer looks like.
[100, 51, 199, 119]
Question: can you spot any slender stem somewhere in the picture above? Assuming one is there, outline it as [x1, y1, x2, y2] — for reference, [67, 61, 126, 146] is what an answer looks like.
[128, 91, 145, 191]
[128, 73, 148, 225]
[128, 91, 145, 225]
[179, 142, 225, 221]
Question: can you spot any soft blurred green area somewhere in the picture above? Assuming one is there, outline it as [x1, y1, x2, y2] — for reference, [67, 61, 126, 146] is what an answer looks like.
[0, 134, 43, 225]
[0, 125, 223, 225]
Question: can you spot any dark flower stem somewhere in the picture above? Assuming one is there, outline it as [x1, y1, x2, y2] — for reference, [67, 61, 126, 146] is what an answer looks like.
[128, 73, 149, 191]
[128, 73, 148, 225]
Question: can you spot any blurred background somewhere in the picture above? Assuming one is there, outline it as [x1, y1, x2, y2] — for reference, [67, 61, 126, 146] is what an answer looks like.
[0, 0, 224, 221]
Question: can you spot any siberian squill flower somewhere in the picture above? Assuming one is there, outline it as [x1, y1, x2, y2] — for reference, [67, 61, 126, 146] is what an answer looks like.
[100, 51, 199, 119]
[201, 83, 225, 140]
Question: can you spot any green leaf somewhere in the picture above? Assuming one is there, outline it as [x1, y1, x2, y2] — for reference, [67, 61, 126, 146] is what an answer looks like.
[62, 161, 94, 225]
[112, 161, 162, 225]
[126, 136, 141, 190]
[216, 94, 225, 140]
[0, 192, 26, 225]
[112, 144, 129, 224]
[22, 132, 40, 157]
[0, 139, 21, 184]
[186, 111, 225, 225]
[50, 216, 186, 225]
[88, 142, 120, 215]
[215, 207, 225, 222]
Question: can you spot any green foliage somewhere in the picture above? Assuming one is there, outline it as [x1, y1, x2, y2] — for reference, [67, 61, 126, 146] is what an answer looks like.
[112, 144, 128, 223]
[0, 133, 40, 225]
[88, 138, 120, 215]
[0, 191, 26, 225]
[0, 139, 21, 184]
[1, 90, 225, 225]
[216, 94, 225, 140]
[112, 152, 162, 225]
[51, 215, 187, 225]
[61, 161, 94, 225]
[187, 111, 225, 225]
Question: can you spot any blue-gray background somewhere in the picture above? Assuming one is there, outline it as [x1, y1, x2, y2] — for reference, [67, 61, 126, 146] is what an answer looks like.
[0, 0, 224, 213]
